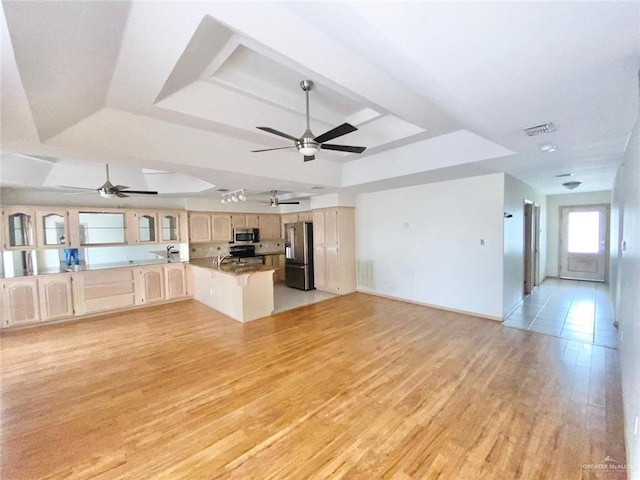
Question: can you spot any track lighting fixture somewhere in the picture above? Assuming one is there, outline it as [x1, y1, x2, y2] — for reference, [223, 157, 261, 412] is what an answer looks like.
[220, 189, 247, 204]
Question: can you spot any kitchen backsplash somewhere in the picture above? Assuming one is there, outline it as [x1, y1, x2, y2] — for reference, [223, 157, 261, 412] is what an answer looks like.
[190, 240, 285, 259]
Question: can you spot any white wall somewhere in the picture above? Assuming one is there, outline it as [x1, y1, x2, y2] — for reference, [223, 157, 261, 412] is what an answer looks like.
[356, 173, 505, 319]
[545, 190, 612, 278]
[503, 174, 547, 315]
[611, 106, 640, 479]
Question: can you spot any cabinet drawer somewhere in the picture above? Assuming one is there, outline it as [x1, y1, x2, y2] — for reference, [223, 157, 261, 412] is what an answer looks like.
[82, 268, 134, 286]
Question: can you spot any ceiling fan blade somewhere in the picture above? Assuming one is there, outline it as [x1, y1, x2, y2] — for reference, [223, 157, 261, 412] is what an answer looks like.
[278, 201, 300, 205]
[303, 155, 315, 162]
[313, 123, 357, 143]
[114, 184, 129, 190]
[251, 146, 297, 153]
[116, 192, 129, 198]
[121, 190, 158, 195]
[58, 185, 97, 191]
[320, 144, 367, 154]
[256, 126, 299, 142]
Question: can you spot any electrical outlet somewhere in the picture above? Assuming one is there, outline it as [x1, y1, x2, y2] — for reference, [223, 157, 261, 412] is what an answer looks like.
[209, 288, 213, 296]
[634, 415, 638, 436]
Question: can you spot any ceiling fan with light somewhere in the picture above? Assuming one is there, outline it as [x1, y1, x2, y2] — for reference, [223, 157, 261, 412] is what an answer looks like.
[59, 164, 158, 198]
[266, 190, 300, 208]
[251, 80, 367, 161]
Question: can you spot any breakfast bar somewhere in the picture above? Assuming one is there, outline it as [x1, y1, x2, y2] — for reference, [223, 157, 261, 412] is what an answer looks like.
[189, 258, 276, 323]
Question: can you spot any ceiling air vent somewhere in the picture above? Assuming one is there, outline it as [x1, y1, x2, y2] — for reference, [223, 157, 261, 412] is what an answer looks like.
[523, 122, 556, 136]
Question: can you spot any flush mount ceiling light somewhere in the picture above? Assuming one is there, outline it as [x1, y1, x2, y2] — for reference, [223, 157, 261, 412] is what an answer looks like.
[562, 181, 582, 190]
[220, 189, 247, 204]
[540, 144, 557, 153]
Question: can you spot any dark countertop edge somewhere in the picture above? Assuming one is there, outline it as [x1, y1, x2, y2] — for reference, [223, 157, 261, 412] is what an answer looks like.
[1, 259, 188, 280]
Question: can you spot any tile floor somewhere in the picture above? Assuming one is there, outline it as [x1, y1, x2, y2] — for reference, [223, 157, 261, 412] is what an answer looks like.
[503, 278, 619, 348]
[273, 283, 337, 313]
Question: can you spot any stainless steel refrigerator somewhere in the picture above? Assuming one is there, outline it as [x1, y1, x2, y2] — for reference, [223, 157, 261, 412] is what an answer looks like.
[284, 221, 314, 290]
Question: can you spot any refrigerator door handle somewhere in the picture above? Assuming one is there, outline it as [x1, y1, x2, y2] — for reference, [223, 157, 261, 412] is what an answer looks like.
[287, 264, 305, 269]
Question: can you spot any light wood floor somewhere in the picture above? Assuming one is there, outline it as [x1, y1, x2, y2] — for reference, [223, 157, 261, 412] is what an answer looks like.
[1, 294, 626, 479]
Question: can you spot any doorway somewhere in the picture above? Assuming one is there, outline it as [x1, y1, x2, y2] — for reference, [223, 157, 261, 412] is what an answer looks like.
[523, 201, 540, 295]
[559, 205, 609, 282]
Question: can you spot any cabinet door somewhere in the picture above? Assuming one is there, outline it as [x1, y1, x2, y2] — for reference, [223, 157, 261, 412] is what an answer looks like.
[189, 213, 212, 242]
[312, 210, 325, 245]
[4, 278, 40, 326]
[269, 215, 281, 239]
[139, 267, 165, 304]
[324, 209, 339, 246]
[297, 211, 311, 222]
[3, 206, 36, 249]
[36, 209, 70, 248]
[325, 246, 340, 292]
[246, 215, 259, 229]
[212, 214, 232, 241]
[314, 246, 326, 289]
[160, 212, 180, 242]
[38, 275, 74, 321]
[136, 212, 158, 243]
[258, 215, 270, 237]
[231, 215, 246, 229]
[164, 264, 187, 299]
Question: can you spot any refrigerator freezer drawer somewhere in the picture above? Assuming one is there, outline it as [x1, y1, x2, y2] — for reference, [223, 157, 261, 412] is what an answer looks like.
[285, 264, 314, 291]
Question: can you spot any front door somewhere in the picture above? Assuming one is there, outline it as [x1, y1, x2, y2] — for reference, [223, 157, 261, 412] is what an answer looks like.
[559, 205, 608, 282]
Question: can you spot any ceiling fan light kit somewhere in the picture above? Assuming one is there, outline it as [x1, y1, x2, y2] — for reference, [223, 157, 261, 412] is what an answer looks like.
[252, 80, 366, 161]
[562, 181, 582, 190]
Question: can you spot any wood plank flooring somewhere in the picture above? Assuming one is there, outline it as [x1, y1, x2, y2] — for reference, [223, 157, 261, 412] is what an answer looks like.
[0, 294, 626, 479]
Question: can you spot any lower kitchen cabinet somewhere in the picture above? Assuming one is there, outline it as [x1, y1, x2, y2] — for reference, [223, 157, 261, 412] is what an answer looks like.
[38, 275, 74, 321]
[2, 277, 40, 327]
[79, 268, 137, 315]
[165, 263, 187, 299]
[137, 266, 165, 305]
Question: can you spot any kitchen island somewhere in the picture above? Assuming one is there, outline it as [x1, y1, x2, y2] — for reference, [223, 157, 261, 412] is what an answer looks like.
[189, 258, 276, 323]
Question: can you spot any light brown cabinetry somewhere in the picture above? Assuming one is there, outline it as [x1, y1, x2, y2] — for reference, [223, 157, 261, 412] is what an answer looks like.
[189, 213, 212, 243]
[312, 207, 355, 295]
[2, 206, 36, 249]
[212, 214, 232, 241]
[246, 215, 259, 229]
[159, 211, 187, 243]
[259, 214, 282, 239]
[137, 266, 165, 305]
[38, 275, 74, 321]
[36, 208, 70, 248]
[77, 268, 137, 315]
[280, 212, 312, 238]
[231, 215, 246, 229]
[2, 278, 40, 326]
[165, 264, 187, 299]
[129, 211, 159, 244]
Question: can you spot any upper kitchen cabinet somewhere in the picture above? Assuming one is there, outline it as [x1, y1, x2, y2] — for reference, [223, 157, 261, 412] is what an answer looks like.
[127, 211, 158, 244]
[297, 211, 312, 222]
[2, 206, 36, 249]
[160, 211, 188, 243]
[212, 214, 232, 242]
[259, 215, 282, 239]
[245, 215, 259, 229]
[36, 209, 70, 248]
[189, 212, 212, 243]
[78, 211, 127, 245]
[231, 215, 246, 229]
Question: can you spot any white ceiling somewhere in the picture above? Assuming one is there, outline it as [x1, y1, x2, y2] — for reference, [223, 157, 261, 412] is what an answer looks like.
[1, 0, 638, 203]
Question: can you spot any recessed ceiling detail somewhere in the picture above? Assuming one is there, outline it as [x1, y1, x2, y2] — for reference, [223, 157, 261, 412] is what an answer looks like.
[523, 122, 556, 136]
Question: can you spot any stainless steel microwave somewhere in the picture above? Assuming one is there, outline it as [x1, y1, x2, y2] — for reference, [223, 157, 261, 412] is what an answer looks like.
[233, 228, 259, 244]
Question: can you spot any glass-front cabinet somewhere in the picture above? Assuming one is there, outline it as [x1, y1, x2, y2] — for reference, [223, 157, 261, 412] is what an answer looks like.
[2, 207, 35, 249]
[78, 212, 127, 245]
[137, 212, 157, 243]
[36, 209, 70, 248]
[161, 213, 178, 242]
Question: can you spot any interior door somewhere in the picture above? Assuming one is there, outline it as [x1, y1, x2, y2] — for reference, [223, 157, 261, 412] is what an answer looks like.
[559, 205, 608, 282]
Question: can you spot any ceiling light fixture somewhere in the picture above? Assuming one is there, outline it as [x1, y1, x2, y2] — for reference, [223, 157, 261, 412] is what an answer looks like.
[540, 144, 557, 153]
[220, 189, 247, 204]
[555, 173, 573, 178]
[523, 122, 556, 136]
[562, 181, 582, 190]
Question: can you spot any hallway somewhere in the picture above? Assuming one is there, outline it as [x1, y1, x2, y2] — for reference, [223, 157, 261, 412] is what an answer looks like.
[503, 278, 618, 349]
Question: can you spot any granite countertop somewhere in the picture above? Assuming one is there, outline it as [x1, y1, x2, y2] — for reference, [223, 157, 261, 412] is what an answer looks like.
[2, 258, 187, 279]
[189, 257, 276, 276]
[257, 251, 285, 256]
